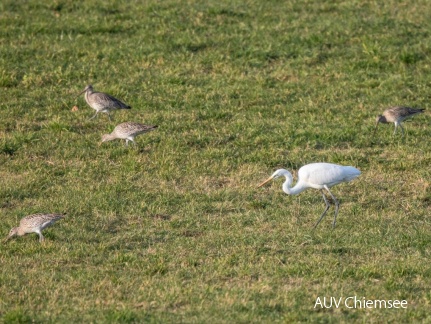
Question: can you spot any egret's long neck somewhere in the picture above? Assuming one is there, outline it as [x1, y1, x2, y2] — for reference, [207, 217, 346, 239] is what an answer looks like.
[282, 172, 307, 195]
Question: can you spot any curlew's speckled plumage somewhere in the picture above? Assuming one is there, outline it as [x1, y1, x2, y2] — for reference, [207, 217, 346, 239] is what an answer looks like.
[77, 85, 131, 120]
[374, 106, 425, 136]
[4, 213, 66, 242]
[101, 122, 158, 146]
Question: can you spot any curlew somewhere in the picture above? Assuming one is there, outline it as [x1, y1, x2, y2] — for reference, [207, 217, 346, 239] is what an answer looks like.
[77, 84, 131, 120]
[101, 122, 158, 146]
[374, 106, 425, 136]
[257, 163, 361, 229]
[4, 213, 66, 242]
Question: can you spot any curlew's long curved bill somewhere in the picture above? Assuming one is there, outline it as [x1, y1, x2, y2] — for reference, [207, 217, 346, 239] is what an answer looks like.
[257, 176, 274, 188]
[75, 89, 86, 98]
[372, 121, 379, 137]
[2, 236, 10, 243]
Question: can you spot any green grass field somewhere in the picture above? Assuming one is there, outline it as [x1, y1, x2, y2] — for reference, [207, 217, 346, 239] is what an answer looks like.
[1, 0, 431, 322]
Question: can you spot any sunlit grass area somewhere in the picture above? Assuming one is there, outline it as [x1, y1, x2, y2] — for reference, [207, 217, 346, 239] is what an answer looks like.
[1, 0, 431, 322]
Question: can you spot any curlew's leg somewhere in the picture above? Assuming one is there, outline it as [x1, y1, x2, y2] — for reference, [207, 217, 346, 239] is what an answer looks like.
[126, 137, 136, 146]
[393, 122, 405, 136]
[313, 190, 331, 229]
[399, 123, 405, 136]
[324, 186, 339, 228]
[88, 112, 98, 120]
[36, 230, 45, 242]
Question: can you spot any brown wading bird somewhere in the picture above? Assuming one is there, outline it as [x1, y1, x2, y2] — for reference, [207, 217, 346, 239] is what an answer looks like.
[101, 122, 158, 146]
[374, 106, 425, 136]
[4, 213, 66, 243]
[76, 84, 131, 120]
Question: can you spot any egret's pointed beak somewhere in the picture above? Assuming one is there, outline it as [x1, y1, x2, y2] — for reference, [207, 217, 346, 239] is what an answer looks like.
[257, 176, 274, 188]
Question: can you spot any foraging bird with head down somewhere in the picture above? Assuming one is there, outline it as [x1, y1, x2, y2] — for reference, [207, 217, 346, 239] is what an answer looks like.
[4, 213, 66, 243]
[374, 106, 425, 136]
[101, 122, 158, 146]
[257, 163, 361, 229]
[77, 84, 131, 120]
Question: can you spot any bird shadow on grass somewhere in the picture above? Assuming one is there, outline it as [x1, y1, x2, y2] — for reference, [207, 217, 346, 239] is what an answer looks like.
[321, 246, 355, 255]
[151, 214, 172, 221]
[368, 136, 407, 148]
[137, 146, 154, 154]
[105, 218, 124, 235]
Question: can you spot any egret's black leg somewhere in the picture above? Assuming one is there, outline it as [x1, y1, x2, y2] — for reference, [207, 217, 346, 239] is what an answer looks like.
[313, 190, 331, 229]
[324, 185, 339, 229]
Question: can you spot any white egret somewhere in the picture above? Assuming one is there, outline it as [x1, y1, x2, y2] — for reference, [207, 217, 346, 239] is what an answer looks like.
[257, 163, 361, 229]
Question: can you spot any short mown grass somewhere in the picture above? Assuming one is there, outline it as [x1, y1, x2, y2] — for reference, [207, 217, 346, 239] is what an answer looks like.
[1, 0, 431, 322]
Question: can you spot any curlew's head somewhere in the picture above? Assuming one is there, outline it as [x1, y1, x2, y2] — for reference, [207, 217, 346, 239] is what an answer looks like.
[3, 227, 19, 243]
[76, 84, 94, 97]
[373, 115, 387, 136]
[101, 133, 116, 143]
[375, 115, 387, 124]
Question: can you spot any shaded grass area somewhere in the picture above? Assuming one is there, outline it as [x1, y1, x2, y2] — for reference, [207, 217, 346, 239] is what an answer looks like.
[1, 0, 431, 322]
